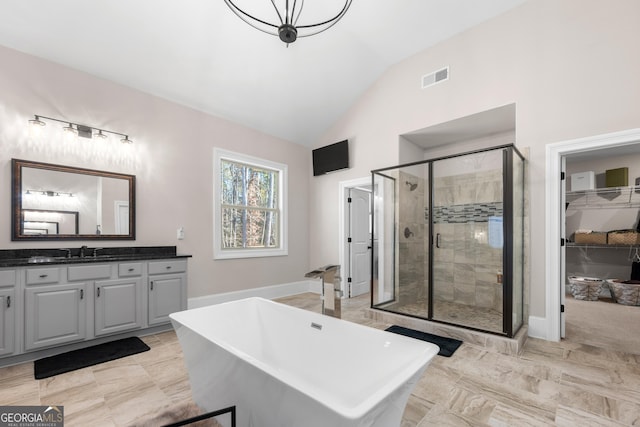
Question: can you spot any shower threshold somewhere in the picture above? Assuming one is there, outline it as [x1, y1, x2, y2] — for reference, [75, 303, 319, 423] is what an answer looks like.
[377, 300, 504, 334]
[367, 307, 528, 356]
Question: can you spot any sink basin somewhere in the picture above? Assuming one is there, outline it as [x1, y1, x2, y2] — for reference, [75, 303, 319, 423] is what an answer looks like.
[93, 254, 119, 259]
[27, 256, 65, 264]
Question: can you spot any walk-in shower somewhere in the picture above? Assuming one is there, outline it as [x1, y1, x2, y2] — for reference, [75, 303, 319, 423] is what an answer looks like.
[371, 145, 525, 337]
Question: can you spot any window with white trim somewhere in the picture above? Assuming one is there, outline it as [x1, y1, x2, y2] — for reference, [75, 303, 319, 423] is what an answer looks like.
[213, 148, 288, 259]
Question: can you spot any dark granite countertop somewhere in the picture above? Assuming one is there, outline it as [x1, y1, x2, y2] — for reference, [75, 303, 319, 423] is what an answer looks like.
[0, 246, 191, 268]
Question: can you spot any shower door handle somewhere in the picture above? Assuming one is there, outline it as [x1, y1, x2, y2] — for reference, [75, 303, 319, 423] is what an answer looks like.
[436, 233, 441, 248]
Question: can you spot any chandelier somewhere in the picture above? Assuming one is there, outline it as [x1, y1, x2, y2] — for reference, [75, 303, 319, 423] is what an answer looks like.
[223, 0, 353, 45]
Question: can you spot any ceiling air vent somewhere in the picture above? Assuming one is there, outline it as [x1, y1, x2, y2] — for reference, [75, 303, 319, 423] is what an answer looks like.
[421, 66, 449, 89]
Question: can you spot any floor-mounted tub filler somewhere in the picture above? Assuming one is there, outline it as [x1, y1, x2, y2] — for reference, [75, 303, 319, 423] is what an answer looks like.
[170, 297, 439, 427]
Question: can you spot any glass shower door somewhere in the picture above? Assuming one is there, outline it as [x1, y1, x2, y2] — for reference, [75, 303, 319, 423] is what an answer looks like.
[431, 150, 505, 334]
[372, 163, 430, 317]
[372, 172, 396, 308]
[511, 148, 525, 333]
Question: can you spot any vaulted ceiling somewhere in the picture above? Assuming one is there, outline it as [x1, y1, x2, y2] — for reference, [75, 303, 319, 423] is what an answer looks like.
[0, 0, 527, 146]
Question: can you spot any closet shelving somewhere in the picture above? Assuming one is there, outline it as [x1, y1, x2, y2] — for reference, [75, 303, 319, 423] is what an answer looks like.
[566, 185, 640, 209]
[566, 243, 640, 249]
[566, 184, 640, 249]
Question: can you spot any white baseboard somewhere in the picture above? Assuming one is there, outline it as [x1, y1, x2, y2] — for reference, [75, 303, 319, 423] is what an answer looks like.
[527, 315, 547, 339]
[188, 280, 322, 309]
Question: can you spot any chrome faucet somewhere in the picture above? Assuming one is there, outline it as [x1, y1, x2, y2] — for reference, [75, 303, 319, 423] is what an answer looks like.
[305, 265, 342, 318]
[80, 245, 88, 258]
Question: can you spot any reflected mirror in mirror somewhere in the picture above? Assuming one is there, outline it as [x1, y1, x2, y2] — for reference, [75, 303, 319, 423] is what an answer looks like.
[12, 159, 135, 240]
[22, 209, 79, 236]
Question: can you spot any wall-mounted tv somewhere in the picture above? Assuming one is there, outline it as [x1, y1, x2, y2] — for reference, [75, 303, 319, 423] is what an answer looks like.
[312, 140, 349, 176]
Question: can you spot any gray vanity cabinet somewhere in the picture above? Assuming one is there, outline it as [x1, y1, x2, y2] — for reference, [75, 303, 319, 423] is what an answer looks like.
[0, 255, 189, 367]
[94, 277, 143, 336]
[148, 260, 187, 326]
[24, 282, 87, 351]
[0, 270, 16, 356]
[24, 263, 110, 351]
[0, 291, 15, 356]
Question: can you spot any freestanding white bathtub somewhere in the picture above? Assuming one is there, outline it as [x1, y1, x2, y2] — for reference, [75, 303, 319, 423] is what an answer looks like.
[170, 297, 439, 427]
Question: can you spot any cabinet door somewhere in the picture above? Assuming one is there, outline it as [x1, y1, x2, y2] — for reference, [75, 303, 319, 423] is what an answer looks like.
[0, 289, 15, 356]
[95, 278, 142, 336]
[148, 274, 186, 326]
[25, 284, 87, 351]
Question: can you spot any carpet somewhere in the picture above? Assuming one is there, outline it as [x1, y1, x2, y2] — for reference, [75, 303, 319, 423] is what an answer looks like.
[34, 336, 150, 379]
[385, 325, 463, 357]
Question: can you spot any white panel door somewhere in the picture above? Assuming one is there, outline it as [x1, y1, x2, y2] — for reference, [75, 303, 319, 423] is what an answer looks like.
[115, 201, 129, 234]
[349, 188, 371, 297]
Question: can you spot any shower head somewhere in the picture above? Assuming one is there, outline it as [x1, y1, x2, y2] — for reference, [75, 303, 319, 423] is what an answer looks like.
[405, 181, 418, 191]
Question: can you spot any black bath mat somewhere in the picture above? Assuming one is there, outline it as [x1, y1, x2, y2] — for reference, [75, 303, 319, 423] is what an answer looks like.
[385, 325, 463, 357]
[34, 337, 150, 379]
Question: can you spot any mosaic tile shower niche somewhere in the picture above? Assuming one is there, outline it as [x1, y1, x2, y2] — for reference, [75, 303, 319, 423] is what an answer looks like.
[371, 145, 525, 337]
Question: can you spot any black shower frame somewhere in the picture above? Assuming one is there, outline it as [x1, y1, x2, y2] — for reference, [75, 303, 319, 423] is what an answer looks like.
[370, 144, 525, 338]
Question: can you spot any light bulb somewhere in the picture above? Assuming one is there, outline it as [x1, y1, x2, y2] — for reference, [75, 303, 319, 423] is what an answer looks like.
[28, 115, 46, 138]
[63, 123, 77, 143]
[29, 115, 45, 127]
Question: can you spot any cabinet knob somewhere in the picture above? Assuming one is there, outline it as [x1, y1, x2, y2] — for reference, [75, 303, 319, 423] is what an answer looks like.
[150, 281, 154, 291]
[6, 296, 10, 308]
[39, 274, 48, 278]
[128, 268, 135, 272]
[166, 266, 172, 270]
[80, 289, 84, 300]
[97, 287, 101, 297]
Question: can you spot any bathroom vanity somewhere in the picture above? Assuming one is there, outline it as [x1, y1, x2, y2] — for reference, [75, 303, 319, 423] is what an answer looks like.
[0, 246, 190, 367]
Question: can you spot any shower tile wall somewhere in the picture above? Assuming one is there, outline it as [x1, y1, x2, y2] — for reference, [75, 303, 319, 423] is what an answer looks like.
[395, 168, 504, 316]
[432, 168, 503, 313]
[398, 171, 428, 309]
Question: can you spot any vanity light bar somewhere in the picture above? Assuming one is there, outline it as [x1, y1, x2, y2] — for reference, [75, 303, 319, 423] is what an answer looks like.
[29, 115, 133, 144]
[25, 189, 74, 197]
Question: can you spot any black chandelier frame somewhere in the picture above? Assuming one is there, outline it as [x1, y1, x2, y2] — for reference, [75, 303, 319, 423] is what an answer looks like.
[223, 0, 353, 44]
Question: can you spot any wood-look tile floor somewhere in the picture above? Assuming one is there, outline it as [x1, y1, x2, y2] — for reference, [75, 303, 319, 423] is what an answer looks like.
[1, 293, 639, 426]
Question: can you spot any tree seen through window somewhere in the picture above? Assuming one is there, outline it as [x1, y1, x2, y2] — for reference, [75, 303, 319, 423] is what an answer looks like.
[220, 159, 279, 249]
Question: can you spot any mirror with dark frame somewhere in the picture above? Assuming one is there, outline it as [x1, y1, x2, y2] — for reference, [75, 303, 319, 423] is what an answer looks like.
[12, 159, 136, 240]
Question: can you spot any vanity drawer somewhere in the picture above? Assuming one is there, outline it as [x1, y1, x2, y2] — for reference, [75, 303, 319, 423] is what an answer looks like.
[119, 262, 142, 277]
[68, 264, 112, 281]
[148, 260, 187, 275]
[0, 269, 16, 286]
[26, 268, 60, 285]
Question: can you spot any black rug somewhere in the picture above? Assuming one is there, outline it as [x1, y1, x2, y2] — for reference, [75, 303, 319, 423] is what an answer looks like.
[34, 337, 150, 379]
[385, 325, 463, 357]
